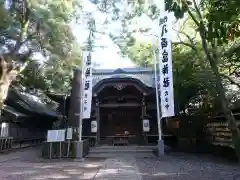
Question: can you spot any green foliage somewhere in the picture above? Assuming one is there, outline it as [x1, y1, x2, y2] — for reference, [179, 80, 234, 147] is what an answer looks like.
[165, 0, 191, 18]
[172, 45, 218, 114]
[165, 0, 240, 45]
[0, 0, 82, 94]
[0, 0, 81, 61]
[16, 43, 82, 93]
[202, 0, 240, 44]
[127, 42, 153, 66]
[121, 36, 218, 113]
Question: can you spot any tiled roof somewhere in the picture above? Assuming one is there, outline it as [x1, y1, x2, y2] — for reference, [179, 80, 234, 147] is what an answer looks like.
[5, 89, 58, 117]
[92, 67, 153, 74]
[90, 67, 155, 87]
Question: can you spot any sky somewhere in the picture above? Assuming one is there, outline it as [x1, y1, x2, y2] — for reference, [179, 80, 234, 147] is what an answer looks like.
[71, 0, 136, 69]
[71, 0, 181, 69]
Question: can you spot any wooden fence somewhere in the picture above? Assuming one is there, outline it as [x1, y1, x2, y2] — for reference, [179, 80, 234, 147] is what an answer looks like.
[167, 114, 240, 153]
[205, 116, 240, 149]
[0, 136, 44, 153]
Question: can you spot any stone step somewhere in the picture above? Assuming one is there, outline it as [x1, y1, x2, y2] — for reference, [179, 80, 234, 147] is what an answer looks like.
[87, 145, 156, 158]
[90, 146, 155, 153]
[94, 145, 156, 149]
[86, 152, 155, 158]
[89, 148, 153, 153]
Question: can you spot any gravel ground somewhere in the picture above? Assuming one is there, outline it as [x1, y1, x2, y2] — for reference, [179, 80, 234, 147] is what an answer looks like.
[0, 147, 239, 180]
[136, 153, 240, 180]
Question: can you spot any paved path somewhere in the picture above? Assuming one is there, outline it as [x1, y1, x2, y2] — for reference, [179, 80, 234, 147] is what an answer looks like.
[94, 156, 142, 180]
[0, 147, 239, 180]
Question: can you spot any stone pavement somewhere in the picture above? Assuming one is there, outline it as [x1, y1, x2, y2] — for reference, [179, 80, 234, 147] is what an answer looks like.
[136, 154, 240, 180]
[0, 147, 39, 163]
[94, 155, 142, 180]
[0, 147, 239, 180]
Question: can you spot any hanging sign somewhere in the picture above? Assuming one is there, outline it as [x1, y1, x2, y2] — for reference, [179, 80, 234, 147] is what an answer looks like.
[143, 119, 150, 132]
[158, 12, 175, 118]
[0, 122, 9, 137]
[82, 53, 93, 119]
[66, 127, 73, 140]
[47, 129, 65, 142]
[91, 121, 97, 133]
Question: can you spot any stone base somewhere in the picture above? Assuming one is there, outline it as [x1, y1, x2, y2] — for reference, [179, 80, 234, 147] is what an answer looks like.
[158, 139, 165, 156]
[41, 140, 89, 159]
[72, 141, 84, 159]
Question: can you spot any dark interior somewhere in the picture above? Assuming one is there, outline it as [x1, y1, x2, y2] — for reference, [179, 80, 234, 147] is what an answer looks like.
[100, 106, 142, 137]
[97, 84, 144, 143]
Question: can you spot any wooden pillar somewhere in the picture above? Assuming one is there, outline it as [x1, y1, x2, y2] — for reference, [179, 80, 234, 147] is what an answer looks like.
[142, 95, 146, 117]
[96, 98, 100, 145]
[142, 95, 147, 144]
[67, 69, 82, 141]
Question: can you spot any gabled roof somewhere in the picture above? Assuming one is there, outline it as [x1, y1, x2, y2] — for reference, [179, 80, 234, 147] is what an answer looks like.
[5, 89, 59, 117]
[1, 105, 29, 122]
[3, 105, 28, 117]
[92, 67, 153, 75]
[91, 67, 155, 87]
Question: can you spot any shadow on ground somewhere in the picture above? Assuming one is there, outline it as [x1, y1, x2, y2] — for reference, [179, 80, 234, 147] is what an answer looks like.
[136, 153, 240, 180]
[0, 147, 240, 180]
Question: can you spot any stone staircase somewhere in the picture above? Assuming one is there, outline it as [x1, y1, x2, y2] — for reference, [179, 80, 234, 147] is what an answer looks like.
[86, 145, 156, 158]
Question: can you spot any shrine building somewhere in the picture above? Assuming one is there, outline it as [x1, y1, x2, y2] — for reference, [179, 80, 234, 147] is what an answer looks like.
[49, 67, 171, 145]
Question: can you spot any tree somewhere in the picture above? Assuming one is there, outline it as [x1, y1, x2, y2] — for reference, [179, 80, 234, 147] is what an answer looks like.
[164, 0, 240, 160]
[0, 0, 81, 109]
[15, 42, 82, 93]
[118, 37, 218, 114]
[89, 0, 240, 159]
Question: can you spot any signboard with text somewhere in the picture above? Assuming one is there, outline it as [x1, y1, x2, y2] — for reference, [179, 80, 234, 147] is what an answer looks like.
[47, 129, 65, 142]
[82, 53, 93, 119]
[66, 128, 73, 140]
[158, 12, 175, 118]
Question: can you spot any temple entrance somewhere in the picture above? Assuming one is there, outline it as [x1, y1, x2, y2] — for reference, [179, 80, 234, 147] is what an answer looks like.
[99, 106, 143, 145]
[100, 106, 142, 136]
[95, 80, 148, 145]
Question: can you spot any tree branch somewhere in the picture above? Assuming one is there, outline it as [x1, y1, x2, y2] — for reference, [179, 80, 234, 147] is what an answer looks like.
[11, 1, 31, 55]
[221, 74, 240, 89]
[223, 42, 240, 59]
[173, 28, 200, 58]
[19, 32, 39, 47]
[181, 0, 200, 27]
[192, 0, 203, 20]
[172, 41, 196, 49]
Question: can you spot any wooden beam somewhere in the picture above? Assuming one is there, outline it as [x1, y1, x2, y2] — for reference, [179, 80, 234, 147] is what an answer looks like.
[99, 103, 141, 108]
[146, 104, 157, 109]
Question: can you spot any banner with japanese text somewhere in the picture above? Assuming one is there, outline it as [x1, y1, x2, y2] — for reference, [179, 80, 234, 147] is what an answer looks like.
[158, 12, 175, 117]
[82, 52, 93, 119]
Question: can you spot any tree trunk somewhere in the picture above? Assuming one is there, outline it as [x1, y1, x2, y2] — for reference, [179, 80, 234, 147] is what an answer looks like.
[0, 56, 18, 112]
[199, 25, 240, 161]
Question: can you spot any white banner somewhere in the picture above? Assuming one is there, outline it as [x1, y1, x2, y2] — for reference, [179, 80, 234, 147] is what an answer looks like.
[82, 53, 93, 119]
[158, 12, 175, 118]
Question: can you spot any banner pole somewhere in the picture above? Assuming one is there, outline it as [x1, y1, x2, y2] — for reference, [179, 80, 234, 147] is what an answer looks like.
[153, 44, 162, 141]
[153, 0, 166, 155]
